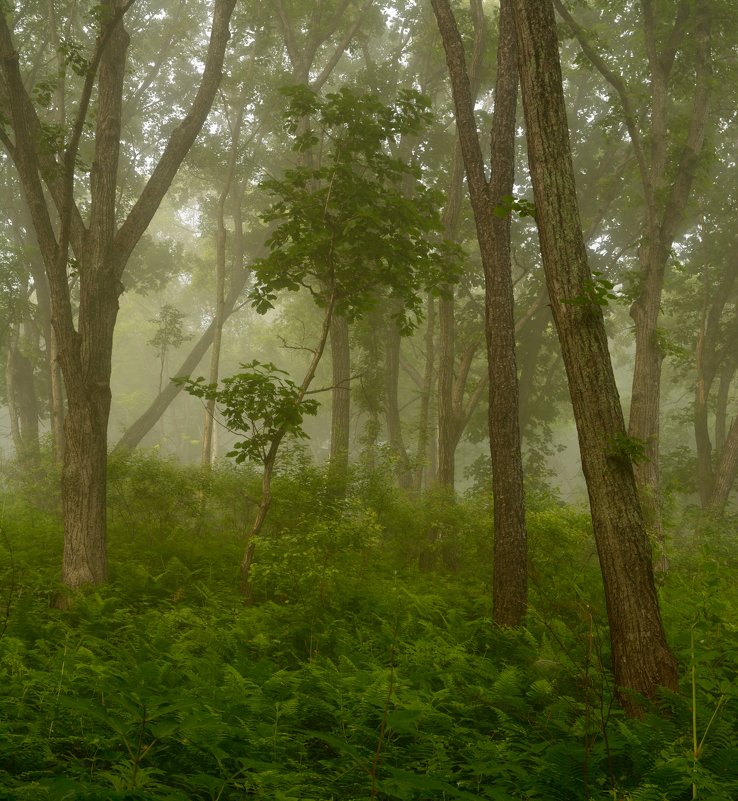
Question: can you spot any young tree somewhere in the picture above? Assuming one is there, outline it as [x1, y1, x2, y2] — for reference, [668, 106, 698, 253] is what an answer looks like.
[511, 0, 678, 711]
[185, 86, 457, 596]
[0, 0, 236, 591]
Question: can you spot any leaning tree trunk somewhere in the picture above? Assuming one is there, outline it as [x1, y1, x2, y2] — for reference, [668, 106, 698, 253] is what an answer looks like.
[512, 0, 678, 711]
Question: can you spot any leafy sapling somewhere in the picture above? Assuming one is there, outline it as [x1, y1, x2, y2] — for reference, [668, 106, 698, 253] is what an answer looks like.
[177, 361, 319, 465]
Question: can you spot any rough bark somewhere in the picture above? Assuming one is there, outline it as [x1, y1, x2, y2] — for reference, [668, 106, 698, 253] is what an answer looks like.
[431, 0, 528, 626]
[512, 0, 678, 710]
[554, 0, 712, 540]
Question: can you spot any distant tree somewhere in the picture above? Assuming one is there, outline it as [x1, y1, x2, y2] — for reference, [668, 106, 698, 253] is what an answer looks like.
[511, 0, 678, 711]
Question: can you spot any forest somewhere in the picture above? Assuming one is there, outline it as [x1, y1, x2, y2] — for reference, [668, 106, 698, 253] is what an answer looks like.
[1, 0, 737, 798]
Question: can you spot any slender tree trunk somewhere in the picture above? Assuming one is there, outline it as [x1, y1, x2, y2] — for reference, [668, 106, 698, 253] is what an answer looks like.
[329, 313, 351, 491]
[414, 295, 436, 492]
[241, 293, 336, 599]
[431, 0, 528, 626]
[385, 317, 413, 490]
[512, 0, 678, 710]
[436, 294, 457, 487]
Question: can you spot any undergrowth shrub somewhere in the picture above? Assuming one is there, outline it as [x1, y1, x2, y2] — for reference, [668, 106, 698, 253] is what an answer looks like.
[0, 453, 737, 799]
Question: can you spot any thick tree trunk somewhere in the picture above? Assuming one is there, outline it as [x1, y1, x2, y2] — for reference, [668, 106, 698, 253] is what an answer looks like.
[512, 0, 678, 710]
[0, 0, 237, 594]
[329, 313, 351, 490]
[431, 0, 528, 626]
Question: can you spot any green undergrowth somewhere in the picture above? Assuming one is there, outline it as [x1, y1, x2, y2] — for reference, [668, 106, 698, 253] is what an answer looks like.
[0, 451, 737, 800]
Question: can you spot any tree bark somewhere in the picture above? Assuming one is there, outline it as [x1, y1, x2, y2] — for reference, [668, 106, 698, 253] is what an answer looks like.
[431, 0, 528, 626]
[512, 0, 678, 710]
[554, 0, 712, 539]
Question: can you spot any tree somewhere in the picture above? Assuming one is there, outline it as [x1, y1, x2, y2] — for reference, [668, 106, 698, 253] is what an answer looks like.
[554, 0, 713, 540]
[0, 0, 237, 591]
[511, 0, 678, 711]
[185, 85, 456, 596]
[431, 0, 528, 626]
[114, 0, 375, 454]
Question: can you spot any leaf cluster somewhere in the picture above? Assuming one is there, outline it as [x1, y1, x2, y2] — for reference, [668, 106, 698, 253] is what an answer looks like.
[177, 361, 319, 464]
[251, 85, 462, 332]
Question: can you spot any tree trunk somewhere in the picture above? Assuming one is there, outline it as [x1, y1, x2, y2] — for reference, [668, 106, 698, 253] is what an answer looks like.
[512, 0, 678, 710]
[385, 316, 413, 490]
[413, 296, 436, 493]
[554, 0, 712, 538]
[487, 0, 527, 627]
[329, 312, 351, 491]
[431, 0, 528, 626]
[709, 415, 738, 515]
[5, 327, 40, 463]
[436, 295, 457, 488]
[202, 122, 243, 466]
[0, 0, 237, 593]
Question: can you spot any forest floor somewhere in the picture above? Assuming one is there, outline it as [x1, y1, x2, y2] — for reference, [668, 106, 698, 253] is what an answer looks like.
[0, 451, 736, 800]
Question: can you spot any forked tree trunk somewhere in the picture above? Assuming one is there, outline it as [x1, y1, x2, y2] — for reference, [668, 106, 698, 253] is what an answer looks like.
[0, 0, 237, 593]
[431, 0, 528, 626]
[512, 0, 678, 710]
